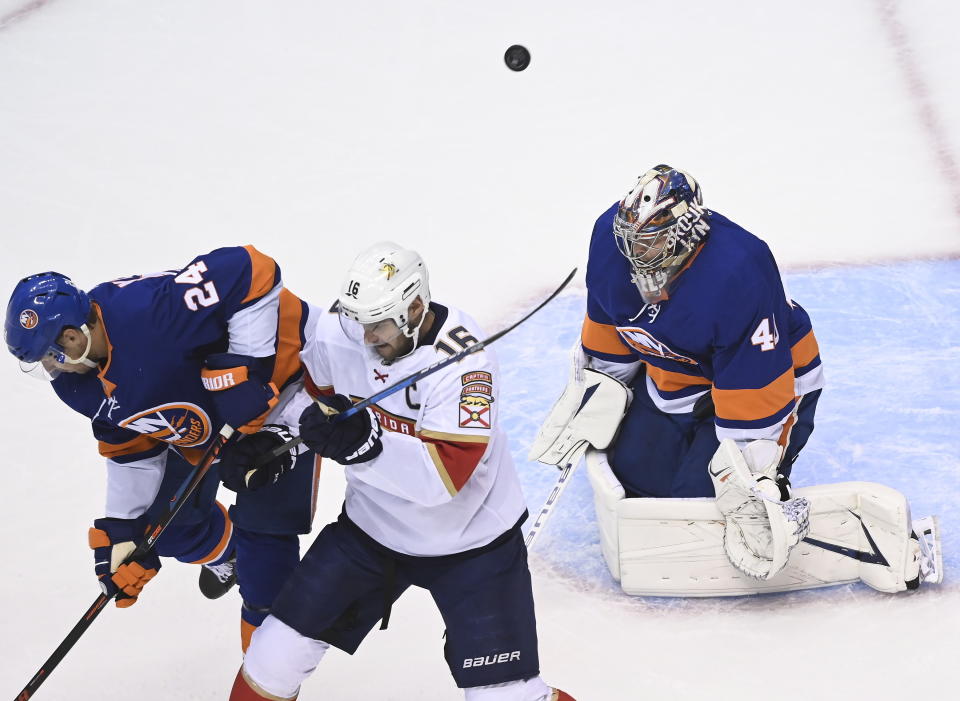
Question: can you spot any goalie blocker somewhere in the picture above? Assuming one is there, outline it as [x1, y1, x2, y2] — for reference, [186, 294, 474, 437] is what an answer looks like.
[585, 449, 943, 596]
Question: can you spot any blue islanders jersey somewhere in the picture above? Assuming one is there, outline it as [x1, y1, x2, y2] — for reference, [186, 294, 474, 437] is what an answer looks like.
[583, 205, 825, 444]
[51, 246, 310, 516]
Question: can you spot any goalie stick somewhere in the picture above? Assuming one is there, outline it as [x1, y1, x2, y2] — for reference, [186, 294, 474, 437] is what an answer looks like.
[13, 427, 238, 701]
[249, 268, 578, 469]
[524, 460, 578, 549]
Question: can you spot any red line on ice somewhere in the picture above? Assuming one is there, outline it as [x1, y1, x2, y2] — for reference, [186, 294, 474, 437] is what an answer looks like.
[0, 0, 53, 32]
[873, 0, 960, 227]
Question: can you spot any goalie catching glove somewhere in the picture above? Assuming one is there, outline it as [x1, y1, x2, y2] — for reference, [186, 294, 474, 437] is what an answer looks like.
[218, 425, 301, 492]
[708, 439, 810, 580]
[88, 515, 161, 607]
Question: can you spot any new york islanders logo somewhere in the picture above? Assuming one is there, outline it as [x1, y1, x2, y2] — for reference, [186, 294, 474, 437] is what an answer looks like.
[119, 402, 212, 447]
[19, 309, 39, 329]
[617, 327, 697, 366]
[459, 371, 494, 429]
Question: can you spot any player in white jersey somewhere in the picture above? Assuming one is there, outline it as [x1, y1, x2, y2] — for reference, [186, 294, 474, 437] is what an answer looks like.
[228, 242, 574, 701]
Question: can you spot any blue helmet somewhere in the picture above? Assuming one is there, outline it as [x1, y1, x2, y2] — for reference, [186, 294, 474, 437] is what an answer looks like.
[5, 272, 91, 363]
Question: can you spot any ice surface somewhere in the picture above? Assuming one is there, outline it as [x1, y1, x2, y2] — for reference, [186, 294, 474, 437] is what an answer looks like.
[1, 1, 958, 699]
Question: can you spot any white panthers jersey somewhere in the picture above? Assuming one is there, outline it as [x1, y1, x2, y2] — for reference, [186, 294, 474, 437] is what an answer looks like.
[299, 302, 527, 556]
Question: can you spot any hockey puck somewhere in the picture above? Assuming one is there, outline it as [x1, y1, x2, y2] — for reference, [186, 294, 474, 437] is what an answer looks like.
[504, 44, 531, 72]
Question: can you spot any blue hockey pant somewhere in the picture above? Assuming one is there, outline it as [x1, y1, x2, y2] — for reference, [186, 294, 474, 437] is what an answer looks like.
[270, 511, 541, 689]
[609, 378, 821, 498]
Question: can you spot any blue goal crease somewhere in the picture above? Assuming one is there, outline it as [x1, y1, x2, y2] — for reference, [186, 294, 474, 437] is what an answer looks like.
[498, 259, 960, 598]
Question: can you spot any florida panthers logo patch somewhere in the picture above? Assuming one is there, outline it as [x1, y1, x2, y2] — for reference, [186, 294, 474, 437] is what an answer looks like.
[19, 309, 39, 329]
[119, 402, 212, 447]
[459, 371, 494, 429]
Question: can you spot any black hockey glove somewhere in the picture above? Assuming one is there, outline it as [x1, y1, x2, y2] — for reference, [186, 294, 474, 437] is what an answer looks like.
[299, 394, 383, 465]
[218, 425, 298, 492]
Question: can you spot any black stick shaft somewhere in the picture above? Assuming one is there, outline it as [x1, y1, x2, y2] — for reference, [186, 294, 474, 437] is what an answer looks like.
[253, 268, 577, 467]
[13, 427, 236, 701]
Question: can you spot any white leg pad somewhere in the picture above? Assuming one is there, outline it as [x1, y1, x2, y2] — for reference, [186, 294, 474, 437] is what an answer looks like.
[243, 615, 330, 699]
[585, 448, 625, 581]
[464, 676, 552, 701]
[585, 450, 941, 596]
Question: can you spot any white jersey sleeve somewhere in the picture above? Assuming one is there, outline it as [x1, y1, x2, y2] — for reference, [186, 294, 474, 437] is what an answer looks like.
[103, 451, 168, 519]
[299, 303, 526, 556]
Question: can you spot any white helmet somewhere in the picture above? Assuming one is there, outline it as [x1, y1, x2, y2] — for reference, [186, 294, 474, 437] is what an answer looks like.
[338, 241, 431, 362]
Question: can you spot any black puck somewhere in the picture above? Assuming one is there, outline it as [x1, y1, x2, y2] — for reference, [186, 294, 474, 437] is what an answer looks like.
[504, 44, 531, 72]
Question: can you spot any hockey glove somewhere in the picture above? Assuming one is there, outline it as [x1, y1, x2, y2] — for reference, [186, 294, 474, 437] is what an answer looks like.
[299, 394, 383, 465]
[709, 439, 810, 580]
[88, 516, 161, 608]
[218, 424, 299, 492]
[202, 353, 280, 434]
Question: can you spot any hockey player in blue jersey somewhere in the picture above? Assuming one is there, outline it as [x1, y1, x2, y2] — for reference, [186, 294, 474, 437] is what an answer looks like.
[5, 245, 319, 650]
[531, 165, 825, 581]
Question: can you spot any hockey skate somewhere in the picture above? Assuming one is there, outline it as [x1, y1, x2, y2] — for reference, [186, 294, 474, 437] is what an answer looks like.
[907, 516, 943, 589]
[199, 553, 237, 600]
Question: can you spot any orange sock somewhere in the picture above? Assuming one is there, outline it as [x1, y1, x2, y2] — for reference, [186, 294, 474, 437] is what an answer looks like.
[241, 619, 258, 653]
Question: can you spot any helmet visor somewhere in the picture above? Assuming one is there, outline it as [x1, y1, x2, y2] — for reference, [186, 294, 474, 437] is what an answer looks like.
[19, 346, 70, 381]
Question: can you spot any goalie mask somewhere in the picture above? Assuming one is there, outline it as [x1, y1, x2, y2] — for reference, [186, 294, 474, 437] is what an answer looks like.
[338, 241, 431, 365]
[613, 164, 710, 303]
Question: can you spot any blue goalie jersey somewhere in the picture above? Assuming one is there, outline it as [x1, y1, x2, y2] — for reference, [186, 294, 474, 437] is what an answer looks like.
[52, 245, 309, 467]
[583, 206, 825, 443]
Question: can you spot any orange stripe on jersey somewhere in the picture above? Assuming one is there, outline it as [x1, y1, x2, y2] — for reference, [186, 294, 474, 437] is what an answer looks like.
[92, 303, 118, 397]
[646, 365, 712, 393]
[712, 367, 795, 422]
[190, 501, 233, 564]
[418, 430, 489, 496]
[242, 245, 279, 305]
[98, 434, 158, 459]
[791, 329, 820, 369]
[271, 288, 306, 389]
[581, 315, 633, 358]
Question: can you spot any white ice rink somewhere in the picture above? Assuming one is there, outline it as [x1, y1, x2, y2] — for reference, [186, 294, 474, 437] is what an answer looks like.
[1, 2, 958, 699]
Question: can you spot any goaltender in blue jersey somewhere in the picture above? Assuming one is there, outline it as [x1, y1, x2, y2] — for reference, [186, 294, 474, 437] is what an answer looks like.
[532, 164, 825, 582]
[583, 183, 824, 498]
[5, 245, 321, 651]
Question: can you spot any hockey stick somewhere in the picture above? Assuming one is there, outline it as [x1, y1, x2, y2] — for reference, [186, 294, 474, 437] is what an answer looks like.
[251, 268, 578, 468]
[13, 426, 238, 701]
[524, 459, 580, 549]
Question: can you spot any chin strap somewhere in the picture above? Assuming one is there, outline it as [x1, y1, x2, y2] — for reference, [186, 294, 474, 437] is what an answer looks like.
[386, 307, 429, 364]
[62, 323, 99, 369]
